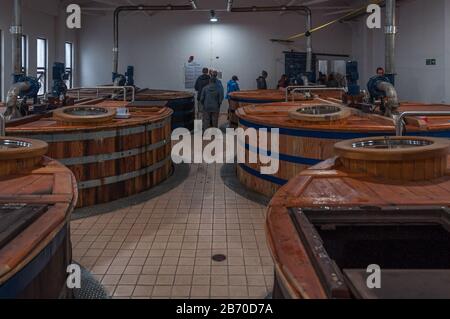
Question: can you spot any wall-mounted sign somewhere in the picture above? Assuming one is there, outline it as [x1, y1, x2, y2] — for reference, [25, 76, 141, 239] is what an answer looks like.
[426, 59, 437, 66]
[184, 62, 203, 89]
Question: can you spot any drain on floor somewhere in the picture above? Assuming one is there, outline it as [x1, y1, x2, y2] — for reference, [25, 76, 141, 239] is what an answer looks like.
[212, 254, 227, 262]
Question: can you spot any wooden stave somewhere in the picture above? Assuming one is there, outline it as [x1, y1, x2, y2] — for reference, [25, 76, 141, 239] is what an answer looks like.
[236, 101, 450, 198]
[6, 109, 173, 208]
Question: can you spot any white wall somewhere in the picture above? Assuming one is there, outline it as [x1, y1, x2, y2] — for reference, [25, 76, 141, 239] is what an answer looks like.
[352, 0, 449, 104]
[0, 0, 79, 102]
[79, 11, 352, 91]
[445, 0, 450, 103]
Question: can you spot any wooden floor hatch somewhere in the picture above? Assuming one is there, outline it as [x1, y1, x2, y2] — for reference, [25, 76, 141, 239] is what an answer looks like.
[0, 204, 49, 250]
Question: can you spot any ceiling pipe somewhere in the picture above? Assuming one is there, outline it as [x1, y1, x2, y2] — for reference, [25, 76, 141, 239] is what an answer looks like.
[385, 0, 397, 79]
[11, 0, 23, 76]
[227, 0, 233, 12]
[113, 4, 195, 79]
[229, 5, 313, 73]
[190, 0, 198, 10]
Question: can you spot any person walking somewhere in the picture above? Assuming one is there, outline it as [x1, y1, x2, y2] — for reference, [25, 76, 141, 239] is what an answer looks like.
[200, 78, 224, 129]
[256, 70, 268, 90]
[211, 70, 224, 98]
[194, 67, 211, 118]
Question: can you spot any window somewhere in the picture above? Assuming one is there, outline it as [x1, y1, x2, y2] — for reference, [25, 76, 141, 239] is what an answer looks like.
[21, 35, 27, 75]
[37, 38, 47, 95]
[65, 42, 73, 88]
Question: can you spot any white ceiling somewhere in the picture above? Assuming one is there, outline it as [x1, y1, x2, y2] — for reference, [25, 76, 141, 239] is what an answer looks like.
[68, 0, 375, 18]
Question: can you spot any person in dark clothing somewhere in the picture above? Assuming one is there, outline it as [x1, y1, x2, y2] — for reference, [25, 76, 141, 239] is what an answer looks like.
[376, 67, 385, 76]
[256, 70, 268, 90]
[326, 73, 339, 88]
[200, 78, 224, 129]
[195, 67, 211, 117]
[277, 74, 289, 90]
[318, 72, 327, 86]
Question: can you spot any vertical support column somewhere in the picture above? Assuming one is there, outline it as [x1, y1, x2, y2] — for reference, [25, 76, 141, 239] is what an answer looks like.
[385, 0, 397, 82]
[11, 0, 23, 79]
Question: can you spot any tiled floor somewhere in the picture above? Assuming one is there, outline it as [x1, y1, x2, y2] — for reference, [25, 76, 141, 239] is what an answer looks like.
[71, 163, 274, 299]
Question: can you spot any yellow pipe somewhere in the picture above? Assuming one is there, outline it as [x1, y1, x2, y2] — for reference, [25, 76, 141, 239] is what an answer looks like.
[286, 0, 383, 41]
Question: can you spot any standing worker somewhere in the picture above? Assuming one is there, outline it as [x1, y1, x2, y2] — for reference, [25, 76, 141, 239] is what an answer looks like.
[195, 67, 211, 119]
[256, 70, 268, 90]
[200, 78, 224, 129]
[211, 70, 224, 97]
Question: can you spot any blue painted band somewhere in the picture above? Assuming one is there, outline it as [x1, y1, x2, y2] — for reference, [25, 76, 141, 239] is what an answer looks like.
[239, 118, 450, 140]
[243, 142, 321, 166]
[0, 225, 68, 298]
[238, 164, 287, 186]
[230, 98, 283, 104]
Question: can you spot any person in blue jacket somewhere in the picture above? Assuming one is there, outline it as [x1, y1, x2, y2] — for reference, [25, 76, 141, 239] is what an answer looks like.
[226, 75, 240, 99]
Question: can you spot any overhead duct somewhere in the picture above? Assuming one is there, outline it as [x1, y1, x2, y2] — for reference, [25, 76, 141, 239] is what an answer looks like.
[227, 0, 233, 12]
[385, 0, 397, 80]
[11, 0, 23, 76]
[229, 5, 313, 74]
[113, 4, 195, 80]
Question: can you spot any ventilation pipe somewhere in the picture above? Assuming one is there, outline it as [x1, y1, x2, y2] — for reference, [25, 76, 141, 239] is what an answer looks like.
[385, 0, 397, 80]
[113, 4, 195, 80]
[376, 81, 399, 115]
[0, 113, 5, 137]
[11, 0, 23, 76]
[227, 0, 233, 12]
[228, 5, 313, 74]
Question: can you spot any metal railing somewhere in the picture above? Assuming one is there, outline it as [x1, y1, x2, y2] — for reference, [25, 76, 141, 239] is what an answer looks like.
[72, 86, 136, 102]
[286, 86, 346, 102]
[394, 111, 450, 136]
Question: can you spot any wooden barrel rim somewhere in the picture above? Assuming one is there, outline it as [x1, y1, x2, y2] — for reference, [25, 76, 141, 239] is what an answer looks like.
[136, 89, 194, 100]
[229, 89, 285, 102]
[53, 105, 117, 125]
[334, 136, 450, 162]
[288, 104, 351, 122]
[7, 108, 173, 134]
[0, 137, 48, 161]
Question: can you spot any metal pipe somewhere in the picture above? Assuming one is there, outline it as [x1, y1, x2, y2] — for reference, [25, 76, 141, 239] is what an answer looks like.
[11, 0, 23, 75]
[301, 75, 309, 87]
[385, 0, 397, 76]
[286, 86, 345, 102]
[190, 0, 197, 9]
[113, 4, 195, 76]
[305, 8, 312, 73]
[230, 5, 312, 73]
[394, 111, 450, 136]
[227, 0, 233, 12]
[0, 113, 5, 136]
[285, 85, 326, 101]
[4, 81, 31, 120]
[376, 81, 399, 115]
[74, 86, 136, 102]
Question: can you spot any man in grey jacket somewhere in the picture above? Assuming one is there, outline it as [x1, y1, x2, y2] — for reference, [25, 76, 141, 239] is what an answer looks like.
[200, 78, 224, 129]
